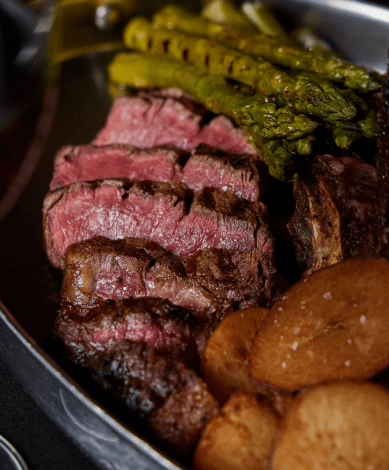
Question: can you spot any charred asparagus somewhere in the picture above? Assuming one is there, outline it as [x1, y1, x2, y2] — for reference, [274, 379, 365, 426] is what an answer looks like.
[153, 5, 382, 92]
[124, 17, 357, 123]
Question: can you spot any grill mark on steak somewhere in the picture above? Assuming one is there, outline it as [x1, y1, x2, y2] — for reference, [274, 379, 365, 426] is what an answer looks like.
[43, 179, 276, 270]
[60, 237, 276, 325]
[93, 89, 260, 156]
[49, 143, 268, 202]
[54, 297, 199, 367]
[53, 333, 219, 458]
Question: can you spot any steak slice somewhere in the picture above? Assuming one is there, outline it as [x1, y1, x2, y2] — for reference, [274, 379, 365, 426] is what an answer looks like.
[60, 237, 276, 322]
[43, 179, 275, 269]
[49, 143, 268, 202]
[54, 297, 199, 366]
[49, 143, 188, 191]
[288, 154, 379, 274]
[93, 90, 259, 156]
[54, 334, 219, 458]
[181, 144, 267, 202]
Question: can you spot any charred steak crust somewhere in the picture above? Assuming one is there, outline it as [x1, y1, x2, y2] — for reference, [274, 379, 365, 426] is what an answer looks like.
[43, 179, 276, 270]
[89, 340, 219, 458]
[53, 327, 219, 457]
[288, 154, 379, 273]
[60, 237, 276, 321]
[50, 142, 268, 202]
[54, 297, 199, 366]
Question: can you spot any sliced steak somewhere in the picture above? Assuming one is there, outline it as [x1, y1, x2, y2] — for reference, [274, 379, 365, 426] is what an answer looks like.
[49, 143, 188, 191]
[49, 143, 267, 202]
[55, 335, 219, 458]
[181, 144, 267, 202]
[54, 297, 199, 366]
[60, 237, 276, 322]
[288, 154, 379, 274]
[93, 90, 259, 156]
[43, 179, 275, 270]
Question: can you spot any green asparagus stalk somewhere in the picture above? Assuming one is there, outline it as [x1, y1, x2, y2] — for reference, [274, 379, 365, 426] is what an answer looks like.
[153, 5, 383, 91]
[108, 52, 318, 180]
[126, 17, 357, 122]
[240, 0, 288, 38]
[124, 17, 357, 122]
[201, 0, 258, 33]
[109, 51, 318, 139]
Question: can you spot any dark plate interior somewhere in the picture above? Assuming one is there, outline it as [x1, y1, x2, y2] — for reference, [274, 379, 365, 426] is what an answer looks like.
[0, 1, 389, 469]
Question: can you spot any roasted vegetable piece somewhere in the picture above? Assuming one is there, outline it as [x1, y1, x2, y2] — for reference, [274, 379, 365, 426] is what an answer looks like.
[241, 0, 288, 38]
[124, 17, 357, 123]
[201, 307, 295, 415]
[108, 52, 319, 180]
[272, 381, 389, 470]
[249, 257, 389, 391]
[201, 307, 269, 403]
[193, 393, 280, 470]
[153, 5, 382, 91]
[202, 0, 257, 33]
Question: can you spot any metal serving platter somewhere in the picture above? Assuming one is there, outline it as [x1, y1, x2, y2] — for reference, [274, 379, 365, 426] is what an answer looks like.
[0, 1, 389, 469]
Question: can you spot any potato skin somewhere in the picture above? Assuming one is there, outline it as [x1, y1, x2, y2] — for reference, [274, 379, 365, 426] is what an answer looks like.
[272, 381, 389, 470]
[249, 257, 389, 390]
[193, 393, 280, 470]
[202, 307, 269, 403]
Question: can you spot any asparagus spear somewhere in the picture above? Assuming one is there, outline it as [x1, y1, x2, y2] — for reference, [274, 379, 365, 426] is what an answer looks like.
[153, 5, 382, 92]
[108, 52, 317, 180]
[109, 51, 317, 139]
[124, 17, 357, 122]
[201, 0, 258, 33]
[240, 0, 288, 38]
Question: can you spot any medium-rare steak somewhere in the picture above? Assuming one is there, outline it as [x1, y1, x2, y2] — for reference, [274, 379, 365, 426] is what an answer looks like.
[288, 154, 379, 274]
[43, 179, 275, 269]
[93, 89, 259, 156]
[54, 297, 199, 366]
[54, 334, 219, 458]
[60, 237, 276, 321]
[49, 143, 268, 202]
[49, 143, 189, 191]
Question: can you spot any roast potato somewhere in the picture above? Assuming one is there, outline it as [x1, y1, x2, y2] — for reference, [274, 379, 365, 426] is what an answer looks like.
[272, 381, 389, 470]
[193, 392, 280, 470]
[249, 257, 389, 390]
[202, 307, 269, 403]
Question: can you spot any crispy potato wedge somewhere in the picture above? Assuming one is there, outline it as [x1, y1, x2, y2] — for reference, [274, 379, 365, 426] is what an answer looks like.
[193, 393, 280, 470]
[202, 307, 269, 403]
[272, 381, 389, 470]
[249, 257, 389, 390]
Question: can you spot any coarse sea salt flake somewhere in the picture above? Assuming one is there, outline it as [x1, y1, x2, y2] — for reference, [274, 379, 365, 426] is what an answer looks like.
[293, 327, 300, 334]
[360, 315, 366, 324]
[282, 362, 287, 368]
[278, 307, 283, 311]
[323, 292, 332, 300]
[345, 360, 351, 367]
[291, 342, 298, 351]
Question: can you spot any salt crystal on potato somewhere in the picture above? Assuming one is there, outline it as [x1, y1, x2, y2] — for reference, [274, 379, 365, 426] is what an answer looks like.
[249, 257, 389, 390]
